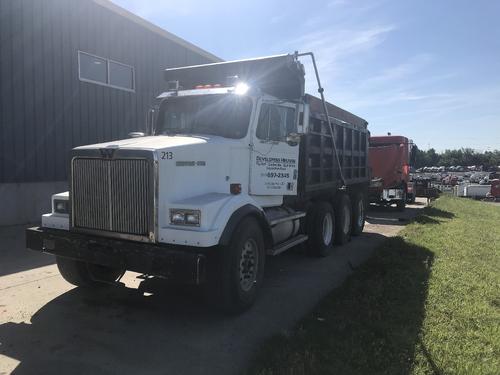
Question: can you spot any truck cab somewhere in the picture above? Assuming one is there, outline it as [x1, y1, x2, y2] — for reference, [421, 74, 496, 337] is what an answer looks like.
[26, 53, 370, 313]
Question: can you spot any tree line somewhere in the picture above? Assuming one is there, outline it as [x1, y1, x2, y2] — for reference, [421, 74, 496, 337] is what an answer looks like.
[413, 147, 500, 169]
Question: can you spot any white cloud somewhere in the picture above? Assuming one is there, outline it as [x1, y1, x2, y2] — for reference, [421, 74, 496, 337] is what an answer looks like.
[361, 54, 434, 88]
[286, 24, 396, 94]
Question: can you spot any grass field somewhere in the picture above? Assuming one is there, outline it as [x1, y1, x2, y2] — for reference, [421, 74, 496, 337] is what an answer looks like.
[248, 196, 500, 375]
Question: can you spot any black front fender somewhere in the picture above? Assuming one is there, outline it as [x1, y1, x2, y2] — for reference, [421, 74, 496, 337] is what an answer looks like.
[218, 204, 272, 248]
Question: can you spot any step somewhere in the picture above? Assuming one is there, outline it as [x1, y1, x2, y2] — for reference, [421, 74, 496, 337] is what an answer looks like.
[267, 234, 308, 256]
[268, 211, 306, 226]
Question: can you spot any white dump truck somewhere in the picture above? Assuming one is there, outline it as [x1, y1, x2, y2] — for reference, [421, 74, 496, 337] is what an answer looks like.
[26, 53, 370, 312]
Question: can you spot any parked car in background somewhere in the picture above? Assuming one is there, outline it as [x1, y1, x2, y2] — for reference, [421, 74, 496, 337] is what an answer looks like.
[442, 175, 458, 186]
[470, 173, 482, 183]
[479, 176, 490, 185]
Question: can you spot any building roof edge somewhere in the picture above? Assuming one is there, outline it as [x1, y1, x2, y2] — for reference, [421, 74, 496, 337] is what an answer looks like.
[93, 0, 223, 63]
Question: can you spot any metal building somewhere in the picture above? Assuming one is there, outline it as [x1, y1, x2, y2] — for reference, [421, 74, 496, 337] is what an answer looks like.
[0, 0, 221, 225]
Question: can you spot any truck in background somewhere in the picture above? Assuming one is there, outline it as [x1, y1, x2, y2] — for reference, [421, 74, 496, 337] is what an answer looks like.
[26, 53, 370, 313]
[368, 135, 415, 211]
[486, 179, 500, 201]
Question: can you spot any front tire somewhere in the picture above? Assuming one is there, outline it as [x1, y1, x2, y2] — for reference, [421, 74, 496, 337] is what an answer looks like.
[56, 257, 124, 287]
[206, 217, 265, 314]
[306, 201, 335, 257]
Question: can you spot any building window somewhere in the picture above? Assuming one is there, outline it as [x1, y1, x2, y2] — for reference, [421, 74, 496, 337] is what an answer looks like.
[109, 61, 134, 90]
[78, 51, 135, 92]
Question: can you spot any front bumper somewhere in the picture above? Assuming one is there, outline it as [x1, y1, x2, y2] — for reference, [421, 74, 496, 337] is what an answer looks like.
[26, 227, 207, 284]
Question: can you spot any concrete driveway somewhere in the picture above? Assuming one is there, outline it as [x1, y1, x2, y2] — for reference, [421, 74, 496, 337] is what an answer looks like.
[0, 199, 426, 375]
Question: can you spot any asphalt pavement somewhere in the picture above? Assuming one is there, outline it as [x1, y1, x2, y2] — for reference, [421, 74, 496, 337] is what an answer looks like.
[0, 199, 426, 375]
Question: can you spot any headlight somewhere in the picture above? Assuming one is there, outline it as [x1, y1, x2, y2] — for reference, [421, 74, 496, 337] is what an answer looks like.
[54, 199, 69, 214]
[169, 209, 200, 226]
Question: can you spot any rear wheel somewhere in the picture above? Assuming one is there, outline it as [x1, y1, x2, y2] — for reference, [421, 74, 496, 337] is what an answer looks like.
[56, 257, 124, 287]
[351, 191, 366, 236]
[334, 193, 352, 245]
[205, 217, 265, 314]
[306, 201, 335, 257]
[396, 192, 407, 211]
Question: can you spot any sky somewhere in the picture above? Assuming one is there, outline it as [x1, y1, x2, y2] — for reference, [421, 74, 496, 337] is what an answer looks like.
[112, 0, 500, 152]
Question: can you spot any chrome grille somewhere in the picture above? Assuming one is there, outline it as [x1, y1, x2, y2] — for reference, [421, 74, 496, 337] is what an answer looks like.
[72, 157, 154, 238]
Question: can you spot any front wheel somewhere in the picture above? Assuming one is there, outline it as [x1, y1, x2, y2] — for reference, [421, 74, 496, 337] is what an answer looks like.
[205, 217, 265, 314]
[56, 257, 124, 287]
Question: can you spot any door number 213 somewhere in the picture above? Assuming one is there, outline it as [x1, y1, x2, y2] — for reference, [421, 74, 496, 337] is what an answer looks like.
[161, 151, 173, 160]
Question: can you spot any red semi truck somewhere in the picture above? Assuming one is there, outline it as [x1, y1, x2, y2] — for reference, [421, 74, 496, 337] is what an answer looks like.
[368, 135, 415, 210]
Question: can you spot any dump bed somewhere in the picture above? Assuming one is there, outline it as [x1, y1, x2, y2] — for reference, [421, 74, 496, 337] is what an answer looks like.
[298, 95, 370, 197]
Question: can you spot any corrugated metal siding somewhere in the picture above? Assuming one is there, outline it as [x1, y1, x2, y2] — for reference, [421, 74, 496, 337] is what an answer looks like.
[0, 0, 217, 183]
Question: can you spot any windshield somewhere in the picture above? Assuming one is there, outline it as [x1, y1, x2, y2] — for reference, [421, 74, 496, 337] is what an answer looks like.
[156, 94, 253, 139]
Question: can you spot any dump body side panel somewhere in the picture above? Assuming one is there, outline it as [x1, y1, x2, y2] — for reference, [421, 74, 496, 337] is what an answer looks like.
[297, 95, 370, 197]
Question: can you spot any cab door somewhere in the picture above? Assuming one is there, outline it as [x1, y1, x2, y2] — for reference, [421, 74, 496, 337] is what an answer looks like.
[249, 101, 300, 196]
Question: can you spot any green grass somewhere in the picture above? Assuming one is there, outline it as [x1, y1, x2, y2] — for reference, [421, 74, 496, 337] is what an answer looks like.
[248, 196, 500, 375]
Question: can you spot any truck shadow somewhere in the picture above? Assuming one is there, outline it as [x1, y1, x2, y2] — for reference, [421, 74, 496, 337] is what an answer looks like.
[366, 205, 423, 226]
[413, 207, 455, 225]
[0, 283, 221, 375]
[0, 232, 428, 375]
[367, 204, 454, 226]
[249, 237, 436, 375]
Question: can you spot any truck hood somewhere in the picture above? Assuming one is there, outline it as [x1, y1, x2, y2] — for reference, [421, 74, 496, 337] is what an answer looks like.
[73, 135, 239, 151]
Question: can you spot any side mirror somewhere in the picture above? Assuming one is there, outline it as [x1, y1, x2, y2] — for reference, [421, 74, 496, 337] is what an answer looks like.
[286, 132, 302, 146]
[146, 106, 157, 135]
[128, 132, 145, 138]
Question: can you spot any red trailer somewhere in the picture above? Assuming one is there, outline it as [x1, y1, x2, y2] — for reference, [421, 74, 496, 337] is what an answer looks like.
[486, 179, 500, 201]
[368, 135, 414, 210]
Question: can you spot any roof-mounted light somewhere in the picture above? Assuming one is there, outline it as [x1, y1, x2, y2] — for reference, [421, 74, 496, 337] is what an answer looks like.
[234, 82, 249, 95]
[194, 84, 222, 89]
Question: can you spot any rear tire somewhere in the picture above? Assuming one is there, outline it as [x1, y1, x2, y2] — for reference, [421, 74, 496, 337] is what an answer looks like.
[334, 193, 352, 245]
[56, 257, 124, 287]
[407, 193, 416, 204]
[205, 217, 265, 314]
[306, 201, 335, 257]
[397, 194, 406, 211]
[351, 191, 366, 236]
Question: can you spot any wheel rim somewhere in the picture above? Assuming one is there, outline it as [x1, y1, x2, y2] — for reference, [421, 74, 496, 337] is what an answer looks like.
[357, 200, 364, 227]
[343, 205, 351, 234]
[322, 213, 333, 245]
[239, 238, 258, 292]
